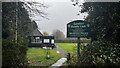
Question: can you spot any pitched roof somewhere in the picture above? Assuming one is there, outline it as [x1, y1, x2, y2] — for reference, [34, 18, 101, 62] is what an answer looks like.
[29, 29, 43, 36]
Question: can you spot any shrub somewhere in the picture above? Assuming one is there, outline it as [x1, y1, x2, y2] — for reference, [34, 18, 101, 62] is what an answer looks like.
[67, 41, 120, 67]
[2, 35, 28, 67]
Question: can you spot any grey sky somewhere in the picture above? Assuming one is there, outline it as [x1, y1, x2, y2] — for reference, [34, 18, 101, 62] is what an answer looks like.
[1, 0, 119, 2]
[34, 1, 87, 36]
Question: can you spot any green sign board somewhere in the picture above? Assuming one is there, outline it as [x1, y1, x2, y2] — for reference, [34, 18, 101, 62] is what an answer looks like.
[67, 20, 91, 38]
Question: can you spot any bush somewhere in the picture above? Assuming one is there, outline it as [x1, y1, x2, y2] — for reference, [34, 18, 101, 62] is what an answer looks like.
[2, 35, 28, 67]
[55, 39, 77, 43]
[80, 41, 120, 66]
[66, 41, 120, 67]
[55, 38, 91, 43]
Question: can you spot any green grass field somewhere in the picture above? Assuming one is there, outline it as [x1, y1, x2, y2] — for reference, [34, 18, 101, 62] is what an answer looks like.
[27, 43, 87, 66]
[56, 43, 77, 54]
[27, 48, 61, 66]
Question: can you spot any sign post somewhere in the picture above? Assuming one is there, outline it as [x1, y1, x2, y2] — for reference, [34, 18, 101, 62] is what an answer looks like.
[77, 37, 80, 59]
[67, 20, 91, 60]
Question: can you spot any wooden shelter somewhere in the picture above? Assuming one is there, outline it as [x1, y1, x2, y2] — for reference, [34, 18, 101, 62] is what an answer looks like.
[28, 29, 55, 48]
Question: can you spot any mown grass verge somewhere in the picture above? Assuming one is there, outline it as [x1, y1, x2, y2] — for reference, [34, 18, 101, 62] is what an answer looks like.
[56, 43, 77, 54]
[27, 48, 61, 67]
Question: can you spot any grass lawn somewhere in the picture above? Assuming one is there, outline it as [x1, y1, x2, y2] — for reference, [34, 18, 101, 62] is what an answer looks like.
[56, 43, 77, 54]
[27, 48, 61, 66]
[56, 43, 89, 66]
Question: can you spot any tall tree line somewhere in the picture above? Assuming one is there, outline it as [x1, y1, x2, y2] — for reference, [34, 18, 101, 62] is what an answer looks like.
[2, 2, 38, 67]
[69, 1, 120, 66]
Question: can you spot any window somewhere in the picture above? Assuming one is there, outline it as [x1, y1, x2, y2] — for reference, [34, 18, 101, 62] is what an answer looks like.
[51, 39, 54, 44]
[36, 37, 40, 39]
[31, 37, 35, 43]
[44, 39, 50, 43]
[31, 37, 42, 43]
[38, 39, 42, 43]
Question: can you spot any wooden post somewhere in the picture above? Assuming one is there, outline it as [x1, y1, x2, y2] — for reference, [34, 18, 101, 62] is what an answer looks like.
[46, 47, 50, 59]
[77, 37, 80, 59]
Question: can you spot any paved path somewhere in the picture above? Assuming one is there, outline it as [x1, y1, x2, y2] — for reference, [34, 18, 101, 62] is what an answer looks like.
[55, 46, 67, 57]
[49, 58, 67, 68]
[49, 45, 68, 68]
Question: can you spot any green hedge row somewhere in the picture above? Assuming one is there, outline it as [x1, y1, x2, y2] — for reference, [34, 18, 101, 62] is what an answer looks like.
[55, 39, 91, 43]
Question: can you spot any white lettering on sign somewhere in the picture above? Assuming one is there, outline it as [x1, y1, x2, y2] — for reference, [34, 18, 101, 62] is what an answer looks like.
[73, 22, 84, 25]
[71, 25, 79, 28]
[67, 20, 91, 38]
[69, 25, 88, 28]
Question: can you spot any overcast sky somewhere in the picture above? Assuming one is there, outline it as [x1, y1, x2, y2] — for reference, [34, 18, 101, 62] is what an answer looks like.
[30, 0, 87, 36]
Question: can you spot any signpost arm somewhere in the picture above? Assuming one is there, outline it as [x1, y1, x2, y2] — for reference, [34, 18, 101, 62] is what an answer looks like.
[77, 37, 80, 59]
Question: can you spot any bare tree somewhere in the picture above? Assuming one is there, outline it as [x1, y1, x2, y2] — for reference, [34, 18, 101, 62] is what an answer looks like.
[20, 0, 49, 20]
[52, 29, 65, 40]
[43, 31, 49, 36]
